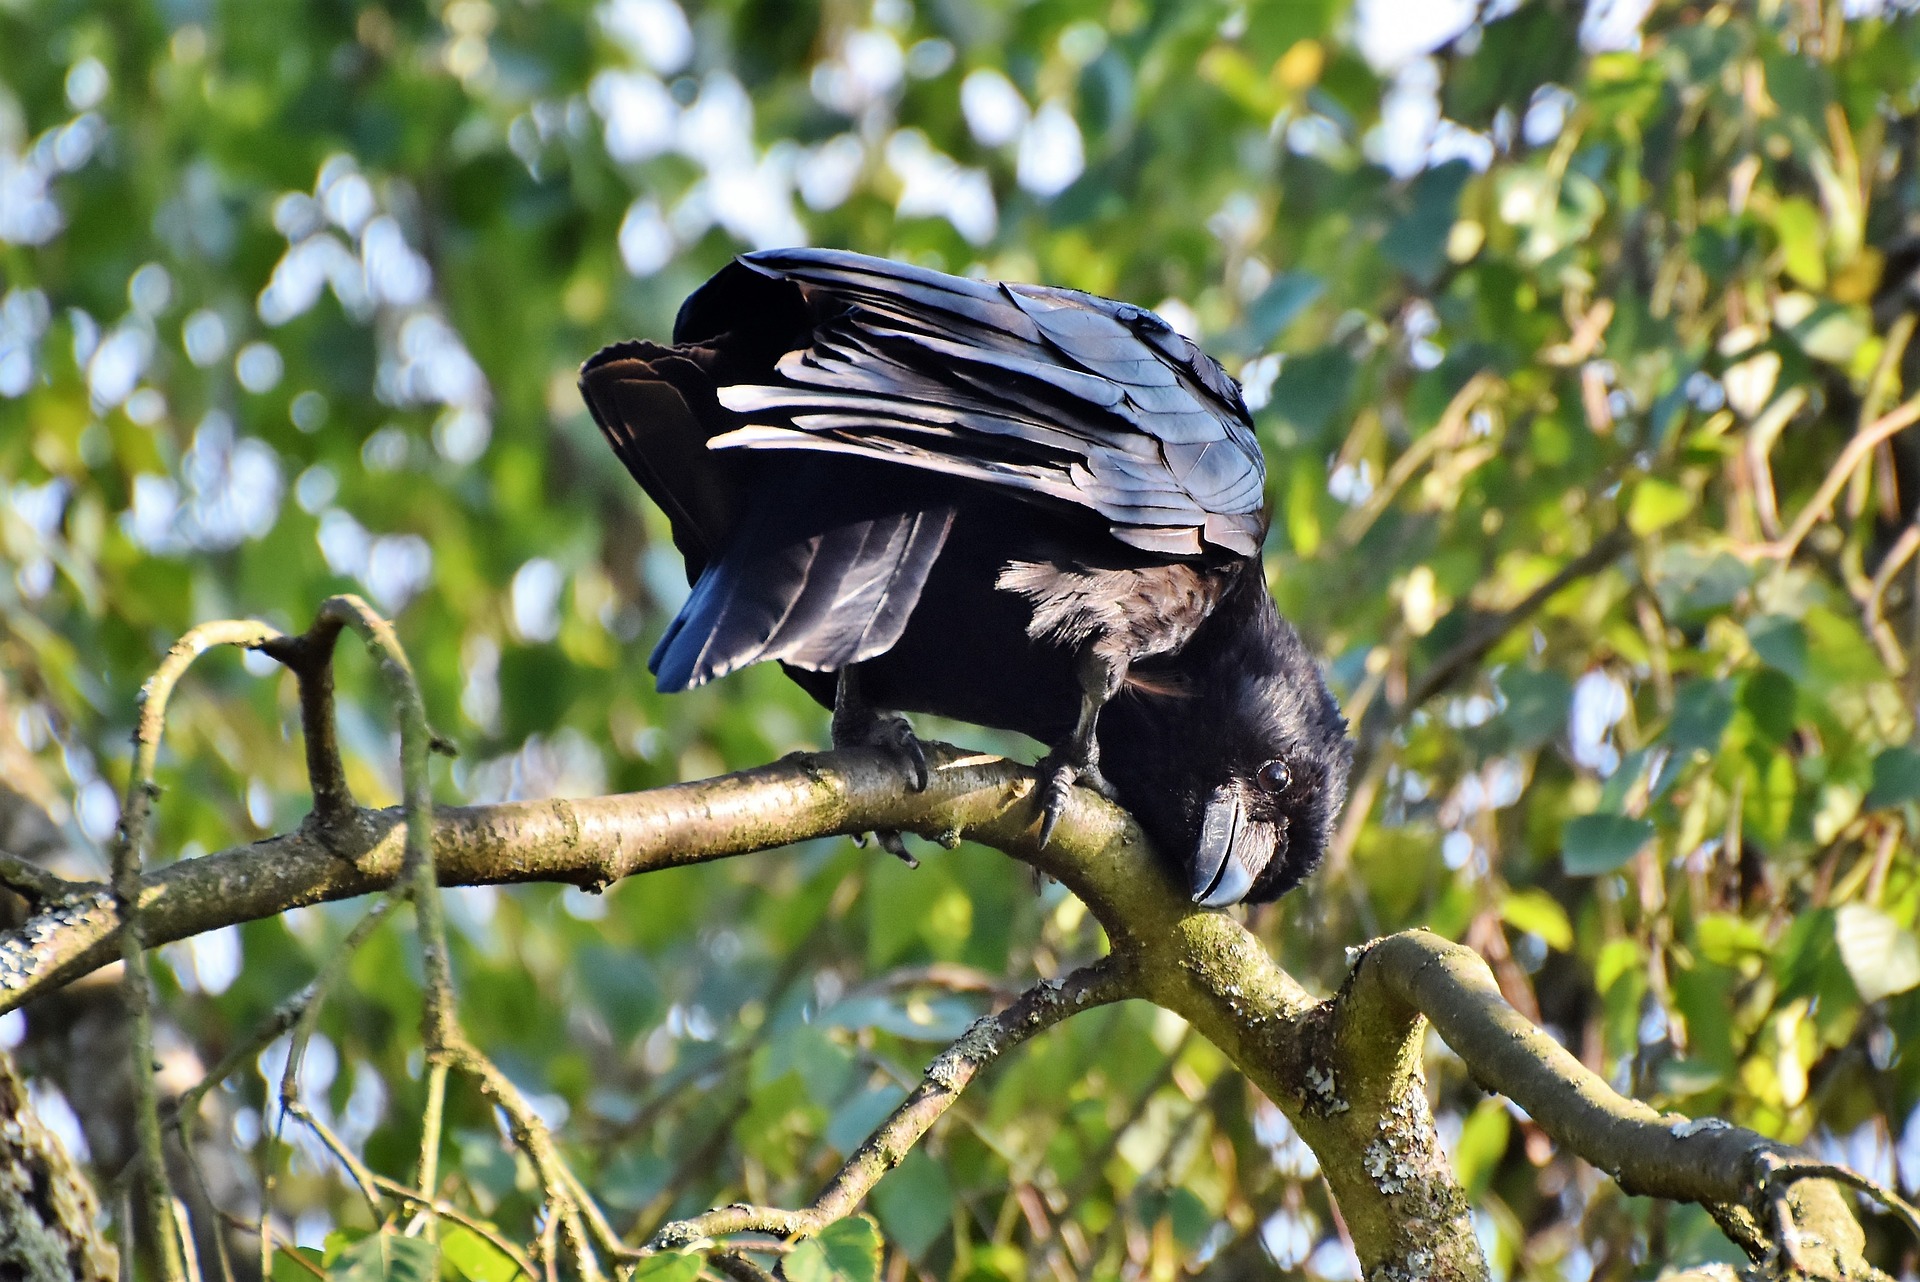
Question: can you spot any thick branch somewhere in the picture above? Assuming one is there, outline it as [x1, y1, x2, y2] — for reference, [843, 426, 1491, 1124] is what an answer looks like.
[1356, 931, 1873, 1272]
[0, 744, 1063, 1014]
[5, 739, 1883, 1277]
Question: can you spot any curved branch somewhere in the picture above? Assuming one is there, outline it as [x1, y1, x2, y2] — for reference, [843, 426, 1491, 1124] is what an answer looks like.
[1355, 931, 1875, 1269]
[3, 734, 1885, 1277]
[650, 957, 1135, 1250]
[114, 618, 283, 1282]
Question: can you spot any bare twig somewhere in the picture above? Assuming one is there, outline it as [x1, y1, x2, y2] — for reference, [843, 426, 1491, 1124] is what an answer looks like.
[365, 1175, 537, 1282]
[706, 1249, 777, 1282]
[168, 898, 397, 1128]
[11, 702, 1897, 1278]
[0, 848, 92, 905]
[651, 957, 1134, 1249]
[1401, 527, 1631, 715]
[113, 618, 283, 1282]
[1864, 521, 1920, 671]
[1355, 930, 1875, 1262]
[1748, 391, 1920, 562]
[443, 1032, 614, 1282]
[0, 745, 1082, 1014]
[1755, 1152, 1920, 1248]
[1336, 372, 1499, 548]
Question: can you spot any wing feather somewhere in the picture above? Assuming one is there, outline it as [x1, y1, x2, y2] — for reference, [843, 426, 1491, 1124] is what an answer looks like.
[716, 248, 1268, 558]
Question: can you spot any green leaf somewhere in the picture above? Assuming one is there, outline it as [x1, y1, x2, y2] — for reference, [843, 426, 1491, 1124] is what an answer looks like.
[1834, 903, 1920, 1003]
[1740, 669, 1798, 745]
[1866, 745, 1920, 809]
[1666, 680, 1734, 758]
[1562, 814, 1654, 875]
[576, 945, 663, 1044]
[272, 1248, 327, 1282]
[1451, 1098, 1510, 1197]
[1240, 272, 1324, 350]
[629, 1254, 703, 1282]
[1657, 1058, 1728, 1097]
[1500, 888, 1572, 951]
[784, 1216, 882, 1282]
[1382, 161, 1475, 285]
[817, 1216, 884, 1282]
[1745, 615, 1807, 681]
[1626, 477, 1694, 535]
[1268, 346, 1355, 440]
[869, 1149, 952, 1261]
[440, 1229, 519, 1282]
[327, 1234, 435, 1282]
[1496, 667, 1572, 753]
[826, 1086, 908, 1156]
[1774, 196, 1826, 288]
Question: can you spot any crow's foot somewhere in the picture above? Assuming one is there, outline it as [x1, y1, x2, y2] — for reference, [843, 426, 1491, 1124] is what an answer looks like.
[837, 707, 928, 793]
[833, 666, 925, 865]
[1034, 752, 1115, 849]
[852, 828, 918, 869]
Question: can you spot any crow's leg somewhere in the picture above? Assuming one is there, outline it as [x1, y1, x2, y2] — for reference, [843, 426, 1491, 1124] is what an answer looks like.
[1035, 647, 1123, 848]
[832, 664, 925, 867]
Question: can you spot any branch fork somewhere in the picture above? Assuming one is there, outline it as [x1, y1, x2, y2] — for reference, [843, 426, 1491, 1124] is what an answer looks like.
[34, 600, 1908, 1281]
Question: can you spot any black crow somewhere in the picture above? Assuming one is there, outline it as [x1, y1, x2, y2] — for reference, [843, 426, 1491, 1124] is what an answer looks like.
[580, 249, 1351, 906]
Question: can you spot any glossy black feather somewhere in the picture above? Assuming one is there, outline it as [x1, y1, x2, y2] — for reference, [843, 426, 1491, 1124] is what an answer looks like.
[582, 249, 1352, 904]
[701, 248, 1268, 559]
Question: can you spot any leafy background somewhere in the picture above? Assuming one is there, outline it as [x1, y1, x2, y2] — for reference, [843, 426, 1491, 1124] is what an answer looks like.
[5, 0, 1920, 1277]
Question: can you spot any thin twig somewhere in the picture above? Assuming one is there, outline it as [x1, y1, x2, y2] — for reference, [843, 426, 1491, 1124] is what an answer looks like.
[651, 958, 1135, 1249]
[0, 848, 92, 904]
[1336, 372, 1499, 548]
[1401, 527, 1631, 714]
[444, 1032, 610, 1282]
[282, 1101, 383, 1222]
[171, 1199, 204, 1282]
[1751, 391, 1920, 562]
[1755, 1153, 1920, 1248]
[169, 898, 397, 1128]
[270, 1244, 327, 1282]
[1865, 521, 1920, 671]
[367, 1175, 538, 1282]
[296, 597, 457, 1244]
[706, 1249, 777, 1282]
[114, 618, 283, 1282]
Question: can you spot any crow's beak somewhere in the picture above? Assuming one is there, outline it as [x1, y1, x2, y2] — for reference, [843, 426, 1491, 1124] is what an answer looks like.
[1190, 785, 1257, 908]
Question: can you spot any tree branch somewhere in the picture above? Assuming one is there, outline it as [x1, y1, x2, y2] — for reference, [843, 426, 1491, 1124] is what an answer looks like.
[113, 618, 283, 1282]
[9, 719, 1887, 1277]
[649, 957, 1135, 1249]
[1354, 931, 1880, 1272]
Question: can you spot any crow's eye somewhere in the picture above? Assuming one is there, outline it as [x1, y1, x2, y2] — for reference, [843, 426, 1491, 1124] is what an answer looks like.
[1255, 759, 1292, 794]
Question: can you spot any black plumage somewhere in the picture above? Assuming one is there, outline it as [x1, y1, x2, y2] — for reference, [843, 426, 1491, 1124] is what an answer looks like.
[580, 249, 1351, 905]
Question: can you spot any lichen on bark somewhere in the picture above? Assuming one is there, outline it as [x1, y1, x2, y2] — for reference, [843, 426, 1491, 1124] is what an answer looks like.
[0, 1049, 116, 1282]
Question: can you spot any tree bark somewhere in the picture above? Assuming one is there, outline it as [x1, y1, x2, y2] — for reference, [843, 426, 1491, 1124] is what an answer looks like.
[0, 743, 1885, 1280]
[0, 1047, 117, 1282]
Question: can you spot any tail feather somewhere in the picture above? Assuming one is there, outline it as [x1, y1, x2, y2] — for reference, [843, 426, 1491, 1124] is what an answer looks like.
[650, 461, 953, 691]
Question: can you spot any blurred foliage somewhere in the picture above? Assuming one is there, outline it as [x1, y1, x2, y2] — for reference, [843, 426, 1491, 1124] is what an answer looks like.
[7, 0, 1920, 1277]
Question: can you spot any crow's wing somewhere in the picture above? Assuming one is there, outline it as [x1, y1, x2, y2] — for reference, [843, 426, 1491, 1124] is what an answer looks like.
[580, 343, 955, 691]
[648, 465, 953, 691]
[694, 248, 1268, 559]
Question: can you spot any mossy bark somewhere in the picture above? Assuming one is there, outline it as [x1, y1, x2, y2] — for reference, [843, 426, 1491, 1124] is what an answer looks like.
[0, 743, 1882, 1279]
[0, 1049, 117, 1282]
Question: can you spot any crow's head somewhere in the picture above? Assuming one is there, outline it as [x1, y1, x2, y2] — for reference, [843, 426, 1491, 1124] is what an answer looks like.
[1100, 586, 1352, 907]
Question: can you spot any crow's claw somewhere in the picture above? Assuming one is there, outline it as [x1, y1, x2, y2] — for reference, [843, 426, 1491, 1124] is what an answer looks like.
[1034, 755, 1103, 848]
[834, 668, 928, 864]
[833, 684, 928, 793]
[852, 829, 919, 867]
[878, 715, 929, 793]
